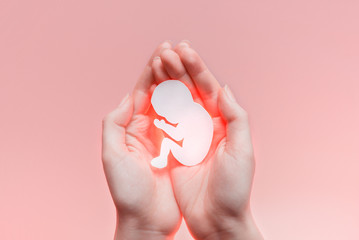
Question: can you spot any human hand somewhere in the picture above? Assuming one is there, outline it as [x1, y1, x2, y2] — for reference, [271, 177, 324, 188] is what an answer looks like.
[151, 41, 263, 240]
[102, 42, 181, 240]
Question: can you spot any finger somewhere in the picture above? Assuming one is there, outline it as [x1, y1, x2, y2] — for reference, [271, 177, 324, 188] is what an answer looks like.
[132, 41, 171, 114]
[160, 48, 203, 105]
[175, 42, 221, 116]
[152, 56, 170, 83]
[173, 39, 191, 53]
[102, 94, 133, 154]
[160, 48, 193, 87]
[218, 85, 253, 158]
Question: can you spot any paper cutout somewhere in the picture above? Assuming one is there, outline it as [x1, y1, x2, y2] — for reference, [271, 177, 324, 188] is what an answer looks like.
[151, 80, 213, 168]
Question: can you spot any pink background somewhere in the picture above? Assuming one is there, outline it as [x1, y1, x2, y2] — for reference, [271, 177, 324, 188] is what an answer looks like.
[1, 0, 358, 239]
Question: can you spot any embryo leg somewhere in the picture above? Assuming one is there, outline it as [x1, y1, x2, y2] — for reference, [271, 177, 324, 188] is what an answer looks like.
[151, 138, 182, 168]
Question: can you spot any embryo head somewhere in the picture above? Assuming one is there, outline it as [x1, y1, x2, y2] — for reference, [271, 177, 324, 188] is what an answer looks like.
[151, 80, 193, 123]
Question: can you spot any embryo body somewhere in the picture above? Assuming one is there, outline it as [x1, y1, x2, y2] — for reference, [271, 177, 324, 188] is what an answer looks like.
[151, 80, 213, 168]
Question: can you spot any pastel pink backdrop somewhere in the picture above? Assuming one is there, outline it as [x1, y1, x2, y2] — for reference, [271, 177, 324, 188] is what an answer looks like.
[1, 0, 358, 239]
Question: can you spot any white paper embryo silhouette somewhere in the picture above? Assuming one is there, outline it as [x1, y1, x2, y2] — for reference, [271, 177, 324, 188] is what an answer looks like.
[151, 80, 213, 168]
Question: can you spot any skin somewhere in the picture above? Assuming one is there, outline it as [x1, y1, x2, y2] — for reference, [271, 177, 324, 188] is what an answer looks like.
[102, 41, 263, 239]
[102, 42, 181, 240]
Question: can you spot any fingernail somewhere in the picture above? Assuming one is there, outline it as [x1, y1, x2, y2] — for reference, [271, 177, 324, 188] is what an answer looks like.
[162, 41, 172, 49]
[160, 47, 171, 55]
[179, 40, 190, 48]
[224, 85, 236, 102]
[118, 93, 130, 107]
[153, 56, 161, 61]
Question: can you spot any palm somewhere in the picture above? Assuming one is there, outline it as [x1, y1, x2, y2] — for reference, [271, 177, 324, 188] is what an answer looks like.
[169, 112, 254, 238]
[147, 42, 259, 238]
[102, 41, 183, 237]
[105, 112, 181, 234]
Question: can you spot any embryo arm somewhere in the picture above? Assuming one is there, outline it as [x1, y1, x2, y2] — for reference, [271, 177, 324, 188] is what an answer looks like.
[154, 119, 184, 141]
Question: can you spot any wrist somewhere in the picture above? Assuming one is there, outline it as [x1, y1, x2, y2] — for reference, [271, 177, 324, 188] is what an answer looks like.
[232, 212, 263, 240]
[114, 212, 173, 240]
[205, 210, 263, 240]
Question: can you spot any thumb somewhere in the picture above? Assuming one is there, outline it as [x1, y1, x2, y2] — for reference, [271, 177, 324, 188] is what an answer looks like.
[102, 94, 133, 154]
[218, 85, 253, 156]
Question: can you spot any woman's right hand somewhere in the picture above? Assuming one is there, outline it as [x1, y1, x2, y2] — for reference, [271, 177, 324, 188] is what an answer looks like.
[102, 42, 181, 240]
